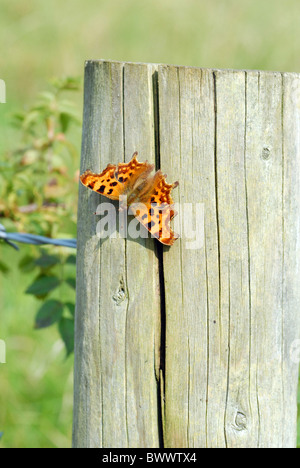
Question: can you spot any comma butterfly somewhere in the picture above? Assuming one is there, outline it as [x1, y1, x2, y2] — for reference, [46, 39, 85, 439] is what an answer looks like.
[80, 152, 179, 245]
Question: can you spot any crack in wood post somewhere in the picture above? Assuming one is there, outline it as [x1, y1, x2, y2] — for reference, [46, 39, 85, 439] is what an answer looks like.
[152, 68, 166, 448]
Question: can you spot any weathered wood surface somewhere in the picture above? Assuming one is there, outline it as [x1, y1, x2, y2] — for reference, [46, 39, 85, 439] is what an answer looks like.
[73, 60, 300, 448]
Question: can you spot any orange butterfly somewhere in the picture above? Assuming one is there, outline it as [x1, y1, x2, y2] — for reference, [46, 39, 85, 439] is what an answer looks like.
[80, 152, 179, 245]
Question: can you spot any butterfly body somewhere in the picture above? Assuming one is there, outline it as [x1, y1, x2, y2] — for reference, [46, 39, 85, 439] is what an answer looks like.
[80, 152, 179, 245]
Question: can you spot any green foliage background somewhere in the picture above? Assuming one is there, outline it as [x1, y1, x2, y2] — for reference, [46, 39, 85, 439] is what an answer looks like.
[0, 0, 300, 448]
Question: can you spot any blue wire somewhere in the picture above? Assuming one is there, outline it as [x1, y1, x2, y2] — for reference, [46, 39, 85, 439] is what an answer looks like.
[0, 224, 77, 251]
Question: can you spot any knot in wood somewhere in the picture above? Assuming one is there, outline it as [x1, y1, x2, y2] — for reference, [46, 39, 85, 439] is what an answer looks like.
[233, 411, 247, 431]
[112, 277, 127, 305]
[261, 146, 271, 160]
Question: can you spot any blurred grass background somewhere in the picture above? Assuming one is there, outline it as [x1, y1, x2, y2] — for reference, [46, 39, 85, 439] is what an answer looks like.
[1, 0, 300, 448]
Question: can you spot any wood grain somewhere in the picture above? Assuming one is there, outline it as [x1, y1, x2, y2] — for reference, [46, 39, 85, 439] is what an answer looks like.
[73, 60, 300, 448]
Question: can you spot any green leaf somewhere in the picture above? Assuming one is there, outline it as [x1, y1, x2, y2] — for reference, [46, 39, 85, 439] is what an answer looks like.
[37, 91, 55, 103]
[59, 318, 74, 356]
[26, 276, 61, 296]
[59, 113, 71, 132]
[23, 110, 41, 130]
[18, 255, 36, 273]
[35, 254, 60, 268]
[65, 254, 76, 265]
[50, 76, 82, 91]
[65, 277, 76, 290]
[0, 260, 9, 274]
[10, 111, 26, 129]
[35, 300, 64, 329]
[64, 302, 75, 317]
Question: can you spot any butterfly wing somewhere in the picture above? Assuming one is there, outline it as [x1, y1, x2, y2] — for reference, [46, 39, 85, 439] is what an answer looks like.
[129, 169, 179, 245]
[115, 152, 154, 189]
[80, 165, 122, 200]
[129, 201, 179, 246]
[80, 152, 154, 202]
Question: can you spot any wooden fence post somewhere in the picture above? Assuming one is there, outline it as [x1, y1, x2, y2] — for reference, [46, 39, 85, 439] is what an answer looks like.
[73, 60, 300, 448]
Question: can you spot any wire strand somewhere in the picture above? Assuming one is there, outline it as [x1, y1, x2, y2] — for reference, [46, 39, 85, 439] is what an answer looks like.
[0, 224, 77, 251]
